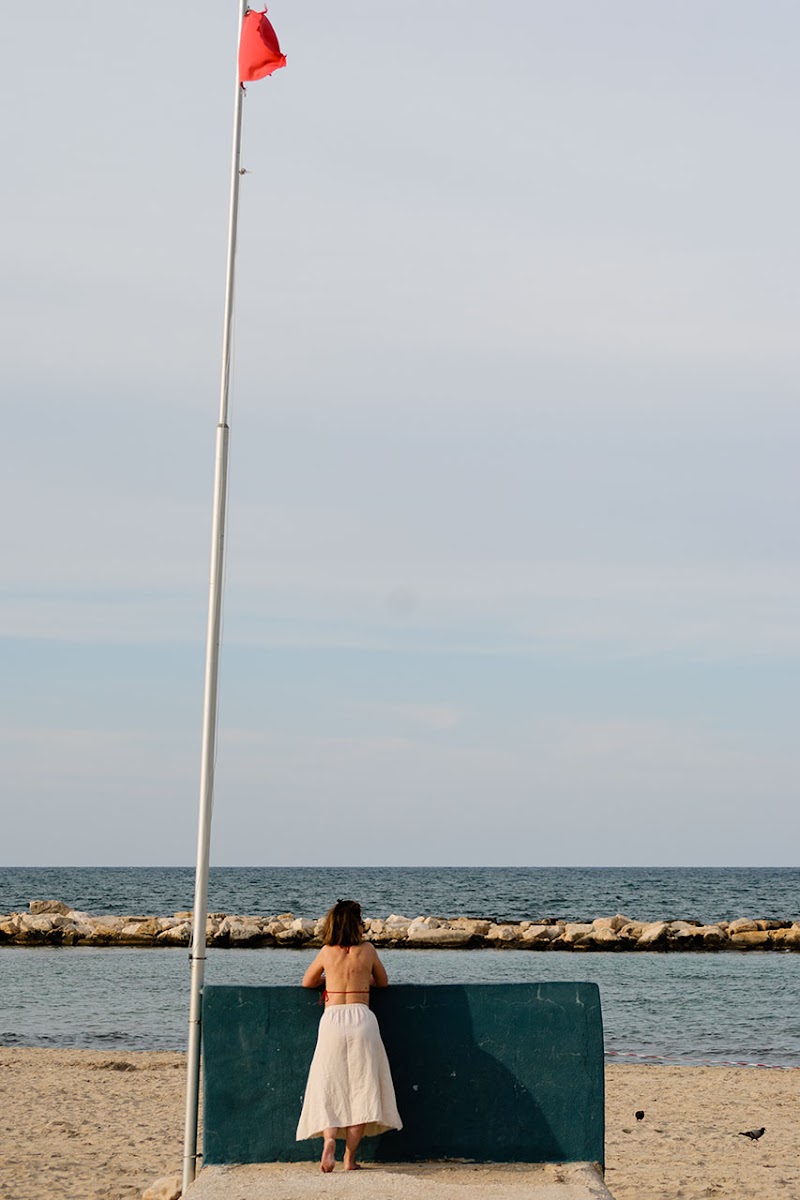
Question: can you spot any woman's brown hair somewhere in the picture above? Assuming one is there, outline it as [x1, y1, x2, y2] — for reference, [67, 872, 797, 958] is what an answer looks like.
[321, 899, 364, 947]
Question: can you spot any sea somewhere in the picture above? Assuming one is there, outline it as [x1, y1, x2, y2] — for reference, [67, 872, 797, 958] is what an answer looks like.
[2, 866, 799, 1068]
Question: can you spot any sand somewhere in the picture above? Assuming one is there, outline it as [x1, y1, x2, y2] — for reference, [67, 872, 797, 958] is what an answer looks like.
[603, 1064, 799, 1200]
[0, 1048, 798, 1200]
[0, 1048, 186, 1200]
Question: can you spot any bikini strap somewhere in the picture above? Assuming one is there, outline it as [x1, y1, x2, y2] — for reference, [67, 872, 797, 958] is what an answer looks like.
[320, 988, 370, 1005]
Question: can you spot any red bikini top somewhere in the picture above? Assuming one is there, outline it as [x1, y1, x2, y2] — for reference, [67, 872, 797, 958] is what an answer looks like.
[320, 988, 370, 1004]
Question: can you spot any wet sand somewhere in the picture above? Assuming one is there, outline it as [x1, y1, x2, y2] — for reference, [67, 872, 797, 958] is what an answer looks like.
[0, 1049, 797, 1200]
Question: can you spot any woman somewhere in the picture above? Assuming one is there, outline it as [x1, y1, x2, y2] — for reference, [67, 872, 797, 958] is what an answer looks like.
[296, 899, 402, 1172]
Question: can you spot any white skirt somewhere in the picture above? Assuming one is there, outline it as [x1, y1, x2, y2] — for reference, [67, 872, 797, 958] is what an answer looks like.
[296, 1004, 402, 1140]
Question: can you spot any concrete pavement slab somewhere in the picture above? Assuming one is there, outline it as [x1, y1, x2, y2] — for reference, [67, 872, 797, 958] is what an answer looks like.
[186, 1161, 614, 1200]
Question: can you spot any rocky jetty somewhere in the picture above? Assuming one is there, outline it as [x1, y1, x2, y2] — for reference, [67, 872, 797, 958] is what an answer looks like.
[1, 902, 799, 951]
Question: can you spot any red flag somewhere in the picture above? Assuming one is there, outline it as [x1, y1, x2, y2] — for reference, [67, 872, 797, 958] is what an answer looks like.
[238, 8, 286, 82]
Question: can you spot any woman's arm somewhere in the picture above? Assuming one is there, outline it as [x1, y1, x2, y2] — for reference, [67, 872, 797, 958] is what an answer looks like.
[302, 948, 326, 989]
[369, 946, 389, 989]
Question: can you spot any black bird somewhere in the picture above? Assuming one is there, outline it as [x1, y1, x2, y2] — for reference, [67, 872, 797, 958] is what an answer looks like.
[635, 1111, 645, 1121]
[738, 1128, 765, 1142]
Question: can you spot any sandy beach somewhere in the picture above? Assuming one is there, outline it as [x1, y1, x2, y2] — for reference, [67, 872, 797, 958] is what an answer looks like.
[1, 1048, 798, 1200]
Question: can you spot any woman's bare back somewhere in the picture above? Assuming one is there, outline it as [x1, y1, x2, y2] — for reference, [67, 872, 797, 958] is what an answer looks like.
[302, 941, 389, 1005]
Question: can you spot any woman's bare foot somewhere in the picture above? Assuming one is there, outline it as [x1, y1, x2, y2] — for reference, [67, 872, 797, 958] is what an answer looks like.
[343, 1153, 361, 1171]
[321, 1137, 336, 1173]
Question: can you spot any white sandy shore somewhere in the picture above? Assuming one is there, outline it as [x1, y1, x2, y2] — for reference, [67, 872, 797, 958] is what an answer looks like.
[0, 1049, 797, 1200]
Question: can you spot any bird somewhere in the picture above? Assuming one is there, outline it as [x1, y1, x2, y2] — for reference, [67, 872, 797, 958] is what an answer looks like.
[738, 1128, 765, 1142]
[635, 1111, 645, 1121]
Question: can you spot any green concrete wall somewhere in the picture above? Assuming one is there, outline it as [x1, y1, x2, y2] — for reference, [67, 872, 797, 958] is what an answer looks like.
[202, 982, 604, 1166]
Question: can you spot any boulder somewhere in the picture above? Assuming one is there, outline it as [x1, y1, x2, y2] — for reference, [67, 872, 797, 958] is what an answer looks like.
[265, 919, 289, 936]
[406, 917, 442, 937]
[275, 927, 312, 946]
[405, 926, 474, 948]
[560, 923, 594, 945]
[29, 900, 72, 916]
[20, 913, 56, 931]
[118, 919, 164, 944]
[448, 917, 491, 937]
[636, 922, 669, 948]
[485, 923, 523, 945]
[287, 917, 320, 947]
[667, 921, 697, 936]
[374, 918, 409, 941]
[157, 922, 192, 946]
[669, 923, 727, 949]
[616, 921, 645, 942]
[728, 918, 759, 935]
[52, 914, 95, 939]
[141, 1175, 182, 1200]
[592, 915, 631, 933]
[0, 915, 22, 940]
[206, 924, 227, 948]
[289, 918, 316, 936]
[521, 924, 561, 945]
[220, 917, 267, 946]
[18, 914, 57, 940]
[771, 926, 800, 948]
[369, 933, 398, 947]
[583, 927, 623, 949]
[86, 921, 127, 944]
[697, 924, 728, 948]
[365, 924, 397, 946]
[90, 915, 127, 932]
[730, 930, 773, 949]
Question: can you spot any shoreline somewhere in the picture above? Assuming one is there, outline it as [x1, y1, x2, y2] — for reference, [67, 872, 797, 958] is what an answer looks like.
[3, 902, 800, 952]
[1, 1047, 798, 1200]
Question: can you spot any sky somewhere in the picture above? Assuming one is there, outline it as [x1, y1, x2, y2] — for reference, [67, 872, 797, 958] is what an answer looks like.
[1, 2, 799, 867]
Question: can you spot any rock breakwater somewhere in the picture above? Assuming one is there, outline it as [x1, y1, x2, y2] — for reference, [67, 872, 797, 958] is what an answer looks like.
[1, 902, 799, 950]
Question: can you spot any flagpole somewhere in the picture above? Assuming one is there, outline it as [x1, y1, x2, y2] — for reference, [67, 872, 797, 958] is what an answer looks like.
[182, 0, 247, 1190]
